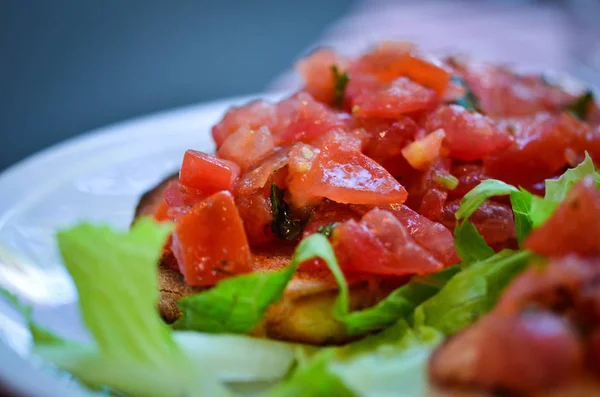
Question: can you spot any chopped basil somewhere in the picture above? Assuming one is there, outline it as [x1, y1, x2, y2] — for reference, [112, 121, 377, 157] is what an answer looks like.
[317, 222, 338, 238]
[450, 75, 481, 112]
[433, 173, 459, 190]
[565, 90, 595, 121]
[331, 65, 349, 109]
[270, 183, 306, 240]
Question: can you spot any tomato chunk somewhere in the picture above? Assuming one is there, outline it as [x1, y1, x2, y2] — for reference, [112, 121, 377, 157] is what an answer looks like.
[236, 190, 274, 246]
[179, 150, 240, 194]
[217, 126, 274, 172]
[426, 105, 512, 161]
[377, 54, 451, 95]
[296, 48, 347, 105]
[275, 93, 349, 144]
[298, 142, 408, 205]
[524, 176, 600, 256]
[352, 77, 437, 118]
[212, 100, 278, 148]
[172, 191, 252, 286]
[235, 149, 289, 195]
[332, 209, 443, 275]
[484, 113, 588, 186]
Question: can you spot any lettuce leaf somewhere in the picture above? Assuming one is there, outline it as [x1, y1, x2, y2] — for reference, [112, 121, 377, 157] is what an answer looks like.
[266, 321, 443, 397]
[47, 218, 230, 397]
[454, 220, 494, 267]
[455, 179, 518, 220]
[414, 250, 531, 335]
[509, 189, 533, 244]
[545, 152, 595, 201]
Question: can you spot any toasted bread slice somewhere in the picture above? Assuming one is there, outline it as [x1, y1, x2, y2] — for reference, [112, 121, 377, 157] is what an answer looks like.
[134, 173, 400, 345]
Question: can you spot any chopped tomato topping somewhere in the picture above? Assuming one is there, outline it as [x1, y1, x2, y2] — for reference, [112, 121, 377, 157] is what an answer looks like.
[172, 191, 252, 286]
[484, 112, 589, 186]
[524, 176, 600, 257]
[401, 128, 446, 170]
[217, 126, 274, 172]
[234, 149, 289, 195]
[352, 77, 437, 118]
[426, 105, 512, 161]
[153, 201, 171, 222]
[212, 100, 278, 148]
[296, 48, 348, 105]
[377, 54, 451, 95]
[179, 150, 240, 194]
[295, 142, 408, 205]
[275, 93, 349, 144]
[236, 190, 274, 246]
[332, 209, 443, 276]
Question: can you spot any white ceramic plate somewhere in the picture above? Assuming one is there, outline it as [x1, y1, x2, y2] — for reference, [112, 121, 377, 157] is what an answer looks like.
[0, 94, 281, 397]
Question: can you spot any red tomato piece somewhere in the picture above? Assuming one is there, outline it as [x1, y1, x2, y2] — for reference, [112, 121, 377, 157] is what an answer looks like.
[300, 142, 408, 205]
[179, 150, 240, 194]
[172, 191, 252, 286]
[524, 176, 600, 257]
[401, 128, 446, 170]
[440, 199, 516, 248]
[403, 159, 450, 222]
[426, 105, 512, 161]
[484, 113, 587, 186]
[301, 201, 361, 238]
[286, 143, 321, 208]
[296, 48, 348, 105]
[236, 190, 274, 246]
[154, 201, 171, 222]
[217, 125, 275, 172]
[212, 100, 278, 148]
[332, 209, 443, 276]
[234, 149, 289, 196]
[448, 163, 489, 199]
[307, 128, 365, 152]
[352, 77, 437, 118]
[275, 93, 349, 144]
[461, 64, 575, 117]
[377, 54, 451, 95]
[385, 204, 459, 266]
[360, 117, 418, 176]
[164, 180, 207, 208]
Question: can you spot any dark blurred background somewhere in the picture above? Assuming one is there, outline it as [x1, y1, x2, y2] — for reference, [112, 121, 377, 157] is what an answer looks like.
[0, 0, 352, 171]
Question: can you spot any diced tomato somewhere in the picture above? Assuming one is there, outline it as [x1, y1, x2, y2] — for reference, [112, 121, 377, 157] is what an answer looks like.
[164, 180, 207, 208]
[296, 48, 347, 105]
[377, 54, 451, 95]
[385, 204, 459, 266]
[332, 209, 443, 275]
[236, 189, 274, 245]
[460, 64, 576, 117]
[301, 201, 361, 238]
[307, 128, 365, 152]
[350, 41, 416, 76]
[235, 149, 289, 195]
[153, 201, 171, 222]
[484, 113, 588, 186]
[212, 100, 278, 147]
[275, 93, 349, 144]
[448, 163, 489, 199]
[352, 77, 437, 118]
[430, 311, 584, 394]
[426, 105, 512, 161]
[286, 143, 321, 208]
[171, 191, 252, 286]
[217, 126, 274, 172]
[401, 128, 446, 170]
[524, 176, 600, 257]
[179, 150, 240, 194]
[403, 159, 450, 221]
[295, 142, 408, 206]
[359, 117, 418, 176]
[440, 199, 516, 247]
